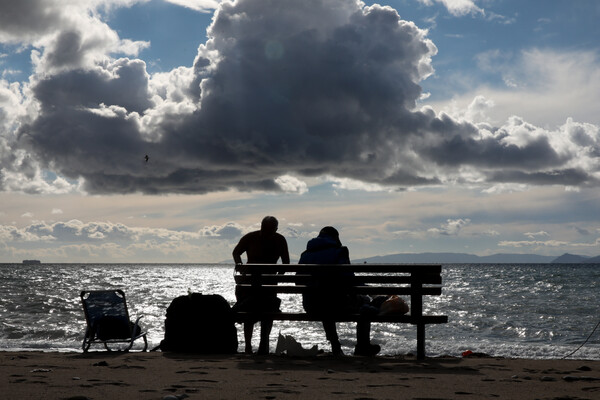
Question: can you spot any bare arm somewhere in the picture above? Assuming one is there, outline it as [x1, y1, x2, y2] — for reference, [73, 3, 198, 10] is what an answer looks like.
[279, 237, 290, 273]
[281, 240, 290, 264]
[232, 237, 245, 265]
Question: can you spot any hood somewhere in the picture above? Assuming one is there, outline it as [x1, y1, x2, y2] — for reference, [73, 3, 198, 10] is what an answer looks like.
[305, 235, 340, 252]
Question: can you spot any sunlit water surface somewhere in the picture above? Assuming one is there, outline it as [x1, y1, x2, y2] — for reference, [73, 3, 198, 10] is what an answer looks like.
[1, 263, 598, 359]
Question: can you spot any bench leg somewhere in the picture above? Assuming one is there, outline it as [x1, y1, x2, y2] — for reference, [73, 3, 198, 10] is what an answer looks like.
[417, 323, 425, 360]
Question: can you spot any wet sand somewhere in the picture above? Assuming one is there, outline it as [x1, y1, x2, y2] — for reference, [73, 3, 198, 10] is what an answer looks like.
[2, 351, 599, 400]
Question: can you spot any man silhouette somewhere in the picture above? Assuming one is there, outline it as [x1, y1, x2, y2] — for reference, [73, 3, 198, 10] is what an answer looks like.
[233, 216, 289, 354]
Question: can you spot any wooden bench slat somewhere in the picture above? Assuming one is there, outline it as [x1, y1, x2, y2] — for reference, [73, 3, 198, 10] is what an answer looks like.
[235, 284, 443, 296]
[234, 311, 448, 324]
[234, 274, 442, 285]
[235, 263, 442, 274]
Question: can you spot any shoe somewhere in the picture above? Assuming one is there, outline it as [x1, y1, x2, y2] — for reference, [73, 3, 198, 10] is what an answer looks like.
[331, 341, 344, 356]
[354, 343, 380, 356]
[332, 347, 344, 356]
[257, 343, 269, 355]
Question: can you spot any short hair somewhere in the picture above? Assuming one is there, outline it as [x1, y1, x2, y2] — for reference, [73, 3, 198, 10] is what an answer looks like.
[261, 216, 278, 233]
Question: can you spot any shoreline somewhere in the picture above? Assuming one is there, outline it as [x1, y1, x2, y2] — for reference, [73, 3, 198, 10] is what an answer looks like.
[3, 351, 599, 399]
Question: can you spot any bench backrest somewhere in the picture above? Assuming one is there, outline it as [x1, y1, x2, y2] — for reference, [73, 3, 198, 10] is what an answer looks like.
[234, 264, 443, 317]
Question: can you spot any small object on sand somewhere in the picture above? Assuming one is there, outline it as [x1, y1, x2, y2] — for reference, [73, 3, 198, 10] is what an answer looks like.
[30, 368, 51, 373]
[92, 361, 109, 367]
[162, 394, 189, 400]
[461, 351, 491, 358]
[275, 332, 319, 357]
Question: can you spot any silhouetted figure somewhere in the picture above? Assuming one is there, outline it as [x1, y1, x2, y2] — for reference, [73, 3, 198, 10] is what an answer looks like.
[299, 226, 380, 356]
[144, 154, 149, 162]
[232, 216, 289, 354]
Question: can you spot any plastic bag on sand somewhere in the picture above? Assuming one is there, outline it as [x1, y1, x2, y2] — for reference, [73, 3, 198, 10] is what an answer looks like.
[378, 295, 409, 316]
[275, 332, 319, 356]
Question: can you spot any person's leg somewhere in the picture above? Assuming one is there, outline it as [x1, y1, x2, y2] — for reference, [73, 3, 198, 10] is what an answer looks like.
[257, 319, 273, 355]
[244, 322, 254, 354]
[356, 321, 370, 346]
[322, 320, 343, 355]
[354, 321, 380, 356]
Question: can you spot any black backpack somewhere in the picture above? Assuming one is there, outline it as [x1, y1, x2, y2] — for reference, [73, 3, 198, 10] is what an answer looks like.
[158, 293, 238, 353]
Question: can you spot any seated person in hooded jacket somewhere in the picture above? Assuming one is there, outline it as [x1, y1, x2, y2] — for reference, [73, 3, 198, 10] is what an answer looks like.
[298, 226, 380, 356]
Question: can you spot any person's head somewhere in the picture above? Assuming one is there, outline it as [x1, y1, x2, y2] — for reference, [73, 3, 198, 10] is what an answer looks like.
[318, 226, 342, 246]
[260, 216, 279, 236]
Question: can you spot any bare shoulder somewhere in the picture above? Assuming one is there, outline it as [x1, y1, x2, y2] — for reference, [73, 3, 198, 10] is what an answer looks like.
[242, 230, 261, 241]
[275, 232, 288, 242]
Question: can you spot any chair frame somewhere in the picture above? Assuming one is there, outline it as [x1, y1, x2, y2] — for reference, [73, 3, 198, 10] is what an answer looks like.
[80, 289, 148, 352]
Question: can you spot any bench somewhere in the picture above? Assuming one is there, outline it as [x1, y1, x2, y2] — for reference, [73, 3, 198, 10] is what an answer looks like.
[233, 263, 448, 359]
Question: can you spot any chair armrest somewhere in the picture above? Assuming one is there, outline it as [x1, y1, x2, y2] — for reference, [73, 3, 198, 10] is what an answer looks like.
[131, 315, 144, 337]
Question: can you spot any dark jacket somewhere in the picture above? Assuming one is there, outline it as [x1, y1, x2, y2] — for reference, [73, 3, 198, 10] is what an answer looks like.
[298, 235, 350, 264]
[298, 234, 356, 314]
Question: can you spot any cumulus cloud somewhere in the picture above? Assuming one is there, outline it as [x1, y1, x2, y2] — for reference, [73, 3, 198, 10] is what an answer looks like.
[5, 219, 207, 244]
[524, 231, 550, 239]
[495, 237, 600, 251]
[0, 218, 239, 262]
[0, 224, 55, 242]
[2, 0, 600, 195]
[417, 0, 484, 17]
[275, 175, 308, 194]
[498, 239, 568, 248]
[428, 218, 471, 236]
[164, 0, 220, 13]
[0, 0, 147, 194]
[483, 229, 500, 237]
[0, 217, 325, 261]
[330, 176, 393, 192]
[199, 221, 244, 239]
[437, 49, 600, 127]
[0, 0, 149, 72]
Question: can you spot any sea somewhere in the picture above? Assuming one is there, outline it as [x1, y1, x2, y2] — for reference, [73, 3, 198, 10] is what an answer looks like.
[1, 263, 599, 360]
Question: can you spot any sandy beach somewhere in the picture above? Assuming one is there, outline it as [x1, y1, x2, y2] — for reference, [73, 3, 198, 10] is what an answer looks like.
[2, 351, 599, 400]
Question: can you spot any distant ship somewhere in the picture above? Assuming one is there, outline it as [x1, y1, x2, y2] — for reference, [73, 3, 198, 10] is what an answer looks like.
[22, 260, 41, 265]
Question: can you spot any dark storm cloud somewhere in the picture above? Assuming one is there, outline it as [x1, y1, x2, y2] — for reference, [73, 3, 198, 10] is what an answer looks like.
[18, 59, 153, 183]
[575, 226, 591, 236]
[0, 0, 67, 42]
[420, 134, 565, 169]
[34, 59, 153, 113]
[12, 0, 600, 194]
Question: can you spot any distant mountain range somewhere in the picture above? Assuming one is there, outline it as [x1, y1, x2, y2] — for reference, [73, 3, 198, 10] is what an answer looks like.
[550, 253, 600, 263]
[352, 252, 600, 264]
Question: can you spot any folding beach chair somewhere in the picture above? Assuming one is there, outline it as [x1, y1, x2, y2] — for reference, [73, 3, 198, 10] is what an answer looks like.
[80, 290, 148, 352]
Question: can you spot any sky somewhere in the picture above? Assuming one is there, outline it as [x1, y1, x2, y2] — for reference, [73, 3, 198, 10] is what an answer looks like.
[1, 0, 599, 263]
